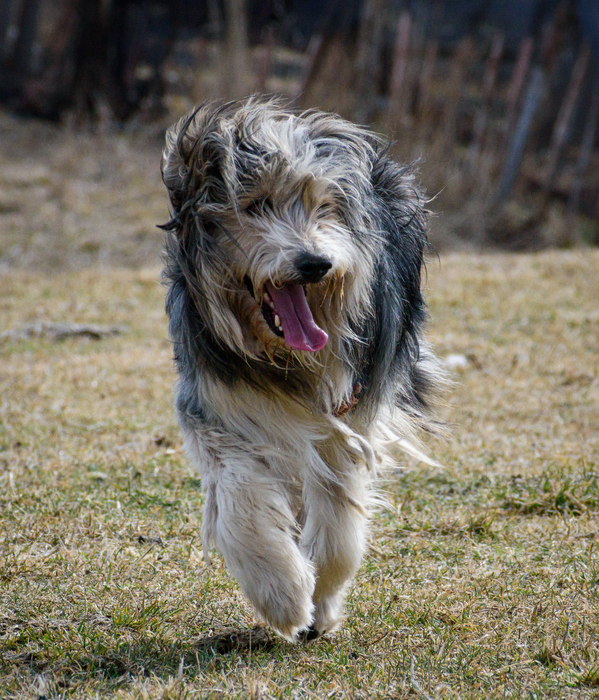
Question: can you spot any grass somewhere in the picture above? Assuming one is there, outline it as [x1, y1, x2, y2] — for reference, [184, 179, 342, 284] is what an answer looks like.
[1, 107, 598, 699]
[1, 250, 598, 698]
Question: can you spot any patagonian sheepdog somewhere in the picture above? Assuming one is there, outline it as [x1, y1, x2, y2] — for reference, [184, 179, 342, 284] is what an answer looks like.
[160, 98, 441, 642]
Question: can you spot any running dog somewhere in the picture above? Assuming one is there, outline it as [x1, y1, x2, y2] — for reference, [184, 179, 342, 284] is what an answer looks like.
[161, 98, 441, 641]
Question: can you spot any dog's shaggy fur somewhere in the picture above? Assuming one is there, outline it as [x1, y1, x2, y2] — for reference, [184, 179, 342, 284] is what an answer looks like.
[161, 98, 441, 641]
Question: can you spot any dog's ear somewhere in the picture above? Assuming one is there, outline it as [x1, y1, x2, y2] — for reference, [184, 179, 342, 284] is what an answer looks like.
[370, 150, 428, 325]
[161, 103, 233, 220]
[351, 150, 428, 408]
[370, 151, 427, 252]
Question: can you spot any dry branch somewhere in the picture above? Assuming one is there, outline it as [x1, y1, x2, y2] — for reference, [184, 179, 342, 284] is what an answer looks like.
[0, 322, 128, 342]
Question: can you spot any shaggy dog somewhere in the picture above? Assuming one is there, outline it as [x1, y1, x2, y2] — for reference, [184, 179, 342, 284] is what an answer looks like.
[161, 98, 441, 641]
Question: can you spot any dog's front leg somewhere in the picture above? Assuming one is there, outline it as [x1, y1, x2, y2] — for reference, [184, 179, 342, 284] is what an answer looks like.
[203, 457, 316, 641]
[300, 467, 369, 637]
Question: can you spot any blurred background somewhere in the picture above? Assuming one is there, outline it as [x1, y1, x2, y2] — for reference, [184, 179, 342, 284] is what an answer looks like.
[1, 0, 598, 269]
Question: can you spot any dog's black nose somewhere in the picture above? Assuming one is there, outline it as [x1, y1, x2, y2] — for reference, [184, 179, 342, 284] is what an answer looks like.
[295, 253, 333, 284]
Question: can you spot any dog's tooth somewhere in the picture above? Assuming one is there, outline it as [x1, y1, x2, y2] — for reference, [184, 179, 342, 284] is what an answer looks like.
[263, 291, 271, 302]
[274, 314, 280, 328]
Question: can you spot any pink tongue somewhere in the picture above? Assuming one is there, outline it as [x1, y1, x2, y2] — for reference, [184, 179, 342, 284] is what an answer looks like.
[265, 281, 328, 352]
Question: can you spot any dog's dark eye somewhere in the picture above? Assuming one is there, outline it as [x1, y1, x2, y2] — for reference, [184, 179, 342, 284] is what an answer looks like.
[245, 197, 274, 216]
[204, 221, 218, 236]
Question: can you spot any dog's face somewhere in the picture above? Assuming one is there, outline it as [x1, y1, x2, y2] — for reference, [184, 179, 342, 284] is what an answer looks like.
[162, 100, 381, 362]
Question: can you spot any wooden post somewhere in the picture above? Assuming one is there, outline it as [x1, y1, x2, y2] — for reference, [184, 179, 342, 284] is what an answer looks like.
[207, 0, 224, 36]
[292, 34, 324, 105]
[8, 0, 42, 73]
[417, 38, 437, 137]
[0, 0, 15, 58]
[495, 13, 563, 205]
[441, 37, 472, 149]
[223, 0, 251, 99]
[496, 66, 545, 204]
[256, 26, 275, 94]
[568, 76, 599, 216]
[504, 36, 534, 138]
[468, 33, 504, 163]
[353, 0, 387, 124]
[544, 43, 591, 189]
[386, 10, 412, 132]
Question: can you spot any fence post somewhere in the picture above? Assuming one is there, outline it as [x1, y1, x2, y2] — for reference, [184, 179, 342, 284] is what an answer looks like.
[386, 10, 412, 132]
[496, 66, 545, 204]
[441, 37, 472, 150]
[468, 33, 504, 164]
[504, 37, 534, 141]
[417, 38, 437, 139]
[223, 0, 251, 99]
[354, 0, 387, 124]
[568, 75, 599, 216]
[544, 43, 591, 189]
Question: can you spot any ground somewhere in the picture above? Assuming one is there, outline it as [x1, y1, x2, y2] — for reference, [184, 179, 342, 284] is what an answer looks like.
[0, 112, 598, 698]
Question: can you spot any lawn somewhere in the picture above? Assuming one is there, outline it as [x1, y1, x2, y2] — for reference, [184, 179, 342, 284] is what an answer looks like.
[1, 248, 598, 699]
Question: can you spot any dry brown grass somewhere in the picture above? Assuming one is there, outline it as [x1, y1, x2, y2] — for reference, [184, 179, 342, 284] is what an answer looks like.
[0, 112, 166, 272]
[1, 250, 598, 698]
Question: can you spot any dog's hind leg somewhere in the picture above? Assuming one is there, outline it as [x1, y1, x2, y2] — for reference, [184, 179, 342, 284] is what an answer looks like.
[205, 460, 316, 641]
[300, 467, 369, 637]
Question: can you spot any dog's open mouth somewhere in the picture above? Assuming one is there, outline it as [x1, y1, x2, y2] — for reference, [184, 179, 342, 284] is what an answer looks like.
[244, 276, 329, 352]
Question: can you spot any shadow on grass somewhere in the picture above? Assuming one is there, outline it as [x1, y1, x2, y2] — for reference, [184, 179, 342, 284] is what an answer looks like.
[2, 624, 281, 692]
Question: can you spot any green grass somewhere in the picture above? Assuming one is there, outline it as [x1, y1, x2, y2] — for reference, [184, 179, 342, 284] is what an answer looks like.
[1, 251, 598, 698]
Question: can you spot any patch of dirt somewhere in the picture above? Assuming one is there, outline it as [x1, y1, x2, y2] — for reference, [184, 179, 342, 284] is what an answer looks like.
[196, 626, 274, 654]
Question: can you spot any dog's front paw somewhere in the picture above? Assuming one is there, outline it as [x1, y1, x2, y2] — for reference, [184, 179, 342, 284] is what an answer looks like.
[311, 592, 346, 637]
[248, 565, 316, 642]
[256, 593, 314, 642]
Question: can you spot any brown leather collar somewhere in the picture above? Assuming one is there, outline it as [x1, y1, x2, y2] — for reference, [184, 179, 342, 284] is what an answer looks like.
[332, 384, 361, 418]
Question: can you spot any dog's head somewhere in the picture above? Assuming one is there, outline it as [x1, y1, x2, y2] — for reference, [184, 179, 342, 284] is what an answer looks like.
[162, 98, 424, 368]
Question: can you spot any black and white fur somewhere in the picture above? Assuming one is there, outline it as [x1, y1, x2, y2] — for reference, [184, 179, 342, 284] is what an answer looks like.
[161, 98, 441, 641]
